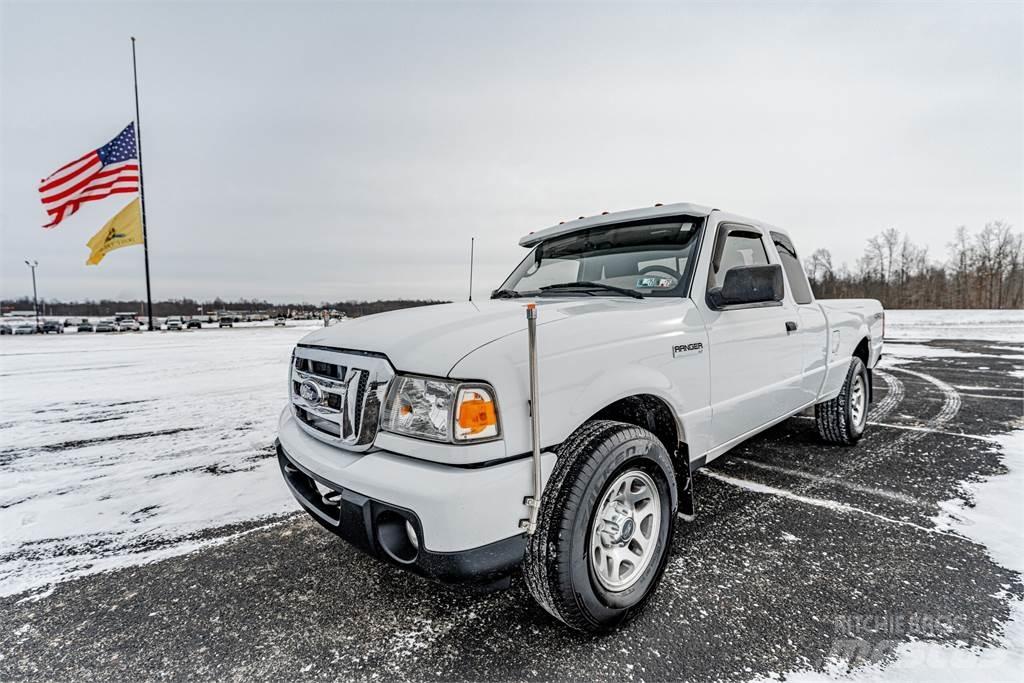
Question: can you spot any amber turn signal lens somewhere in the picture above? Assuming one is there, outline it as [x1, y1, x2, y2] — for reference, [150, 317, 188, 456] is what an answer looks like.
[457, 395, 496, 434]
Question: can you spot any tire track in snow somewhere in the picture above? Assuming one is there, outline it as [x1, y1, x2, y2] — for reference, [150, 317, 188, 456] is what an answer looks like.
[807, 365, 962, 484]
[866, 365, 962, 451]
[867, 369, 904, 422]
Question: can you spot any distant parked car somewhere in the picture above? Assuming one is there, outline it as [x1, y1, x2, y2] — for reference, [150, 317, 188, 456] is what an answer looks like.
[77, 321, 95, 333]
[95, 319, 121, 333]
[219, 317, 234, 328]
[115, 314, 140, 330]
[41, 320, 64, 334]
[274, 317, 286, 327]
[166, 317, 184, 331]
[186, 319, 203, 329]
[64, 317, 84, 328]
[2, 318, 37, 335]
[1, 318, 27, 335]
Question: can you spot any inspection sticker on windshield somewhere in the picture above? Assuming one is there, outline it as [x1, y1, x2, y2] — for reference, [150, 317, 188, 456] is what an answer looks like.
[636, 277, 674, 289]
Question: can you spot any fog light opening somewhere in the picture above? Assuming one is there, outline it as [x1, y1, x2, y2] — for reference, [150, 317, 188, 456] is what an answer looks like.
[376, 510, 419, 564]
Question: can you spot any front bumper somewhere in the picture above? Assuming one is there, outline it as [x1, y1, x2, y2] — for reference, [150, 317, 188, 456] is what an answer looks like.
[277, 441, 525, 585]
[276, 408, 556, 585]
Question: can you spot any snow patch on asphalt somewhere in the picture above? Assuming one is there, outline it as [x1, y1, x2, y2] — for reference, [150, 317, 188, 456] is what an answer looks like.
[780, 427, 1024, 681]
[933, 429, 1024, 580]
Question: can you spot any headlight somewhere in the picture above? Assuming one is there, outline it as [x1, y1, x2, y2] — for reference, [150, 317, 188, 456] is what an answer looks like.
[382, 376, 455, 442]
[381, 376, 500, 443]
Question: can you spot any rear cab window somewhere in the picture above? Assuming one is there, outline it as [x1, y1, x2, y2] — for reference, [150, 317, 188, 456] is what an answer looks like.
[770, 231, 814, 304]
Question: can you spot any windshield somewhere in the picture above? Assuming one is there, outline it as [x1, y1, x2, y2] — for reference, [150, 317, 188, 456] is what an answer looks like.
[498, 217, 704, 298]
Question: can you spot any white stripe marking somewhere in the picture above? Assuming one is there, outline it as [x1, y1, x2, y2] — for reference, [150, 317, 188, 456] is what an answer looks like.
[701, 469, 962, 538]
[792, 414, 992, 442]
[868, 421, 998, 442]
[728, 456, 925, 506]
[957, 393, 1023, 402]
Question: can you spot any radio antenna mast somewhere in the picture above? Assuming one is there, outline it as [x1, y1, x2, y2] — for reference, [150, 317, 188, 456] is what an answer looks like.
[468, 237, 475, 302]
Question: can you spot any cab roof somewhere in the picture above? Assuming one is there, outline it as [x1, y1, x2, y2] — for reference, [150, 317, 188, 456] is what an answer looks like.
[519, 202, 715, 247]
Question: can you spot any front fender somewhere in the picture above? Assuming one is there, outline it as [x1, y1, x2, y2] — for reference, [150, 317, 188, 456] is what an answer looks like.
[567, 363, 681, 438]
[449, 299, 710, 461]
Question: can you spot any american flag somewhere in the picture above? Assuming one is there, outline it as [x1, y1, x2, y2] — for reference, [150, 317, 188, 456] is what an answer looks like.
[38, 123, 140, 228]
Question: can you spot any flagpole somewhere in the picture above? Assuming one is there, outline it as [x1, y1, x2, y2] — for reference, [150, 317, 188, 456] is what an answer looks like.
[131, 36, 154, 332]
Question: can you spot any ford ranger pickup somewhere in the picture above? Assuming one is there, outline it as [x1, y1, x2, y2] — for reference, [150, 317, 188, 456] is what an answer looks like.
[275, 202, 884, 631]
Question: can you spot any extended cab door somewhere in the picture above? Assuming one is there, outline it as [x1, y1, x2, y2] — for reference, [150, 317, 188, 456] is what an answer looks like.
[693, 217, 805, 453]
[770, 231, 829, 405]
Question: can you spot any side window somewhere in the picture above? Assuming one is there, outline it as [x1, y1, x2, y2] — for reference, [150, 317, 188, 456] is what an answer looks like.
[770, 232, 813, 304]
[711, 229, 769, 289]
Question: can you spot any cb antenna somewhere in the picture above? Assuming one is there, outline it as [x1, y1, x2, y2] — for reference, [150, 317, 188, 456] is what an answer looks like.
[468, 237, 475, 302]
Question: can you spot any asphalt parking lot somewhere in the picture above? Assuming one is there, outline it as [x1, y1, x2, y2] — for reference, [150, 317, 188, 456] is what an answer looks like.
[1, 338, 1021, 681]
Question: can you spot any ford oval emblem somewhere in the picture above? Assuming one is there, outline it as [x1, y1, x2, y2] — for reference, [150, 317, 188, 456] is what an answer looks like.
[299, 380, 323, 404]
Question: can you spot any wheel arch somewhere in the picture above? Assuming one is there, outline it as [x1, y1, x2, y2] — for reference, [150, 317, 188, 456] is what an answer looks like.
[853, 336, 870, 366]
[852, 336, 872, 401]
[585, 393, 688, 481]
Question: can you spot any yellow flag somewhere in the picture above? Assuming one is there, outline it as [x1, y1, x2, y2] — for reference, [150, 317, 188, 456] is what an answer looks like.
[86, 198, 143, 265]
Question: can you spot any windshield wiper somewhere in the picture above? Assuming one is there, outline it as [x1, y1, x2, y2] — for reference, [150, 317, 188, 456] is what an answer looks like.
[490, 289, 522, 299]
[538, 281, 644, 299]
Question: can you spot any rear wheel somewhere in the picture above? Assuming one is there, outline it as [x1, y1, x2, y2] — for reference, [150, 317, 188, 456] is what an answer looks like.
[815, 357, 868, 445]
[524, 420, 677, 632]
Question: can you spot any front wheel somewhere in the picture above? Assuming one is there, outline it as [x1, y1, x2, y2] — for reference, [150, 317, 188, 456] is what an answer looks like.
[815, 356, 869, 445]
[523, 420, 677, 632]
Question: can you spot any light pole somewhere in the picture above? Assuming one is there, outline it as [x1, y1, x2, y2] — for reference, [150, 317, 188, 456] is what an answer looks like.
[24, 260, 39, 332]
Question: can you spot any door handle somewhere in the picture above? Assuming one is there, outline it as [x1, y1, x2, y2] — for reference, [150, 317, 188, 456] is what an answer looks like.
[785, 321, 798, 334]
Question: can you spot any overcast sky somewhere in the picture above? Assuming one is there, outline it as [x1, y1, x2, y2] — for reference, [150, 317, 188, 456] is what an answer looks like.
[1, 0, 1021, 304]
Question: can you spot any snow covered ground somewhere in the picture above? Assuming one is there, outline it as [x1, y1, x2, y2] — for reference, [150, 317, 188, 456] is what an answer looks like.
[884, 309, 1024, 342]
[0, 323, 321, 598]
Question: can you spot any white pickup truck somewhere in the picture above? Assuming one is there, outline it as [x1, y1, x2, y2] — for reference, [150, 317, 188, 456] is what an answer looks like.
[275, 202, 883, 631]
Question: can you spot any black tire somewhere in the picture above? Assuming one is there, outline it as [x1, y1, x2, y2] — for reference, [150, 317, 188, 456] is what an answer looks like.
[524, 420, 677, 632]
[815, 356, 869, 445]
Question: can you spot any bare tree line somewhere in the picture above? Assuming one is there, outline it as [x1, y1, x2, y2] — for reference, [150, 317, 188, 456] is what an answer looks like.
[805, 222, 1023, 309]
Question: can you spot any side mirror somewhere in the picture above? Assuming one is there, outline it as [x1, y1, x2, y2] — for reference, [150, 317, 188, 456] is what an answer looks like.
[707, 264, 785, 309]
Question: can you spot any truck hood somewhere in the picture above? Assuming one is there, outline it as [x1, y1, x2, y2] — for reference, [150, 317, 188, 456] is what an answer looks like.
[299, 298, 665, 376]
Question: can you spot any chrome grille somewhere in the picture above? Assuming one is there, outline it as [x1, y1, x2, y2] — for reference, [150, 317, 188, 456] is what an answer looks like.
[290, 346, 394, 451]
